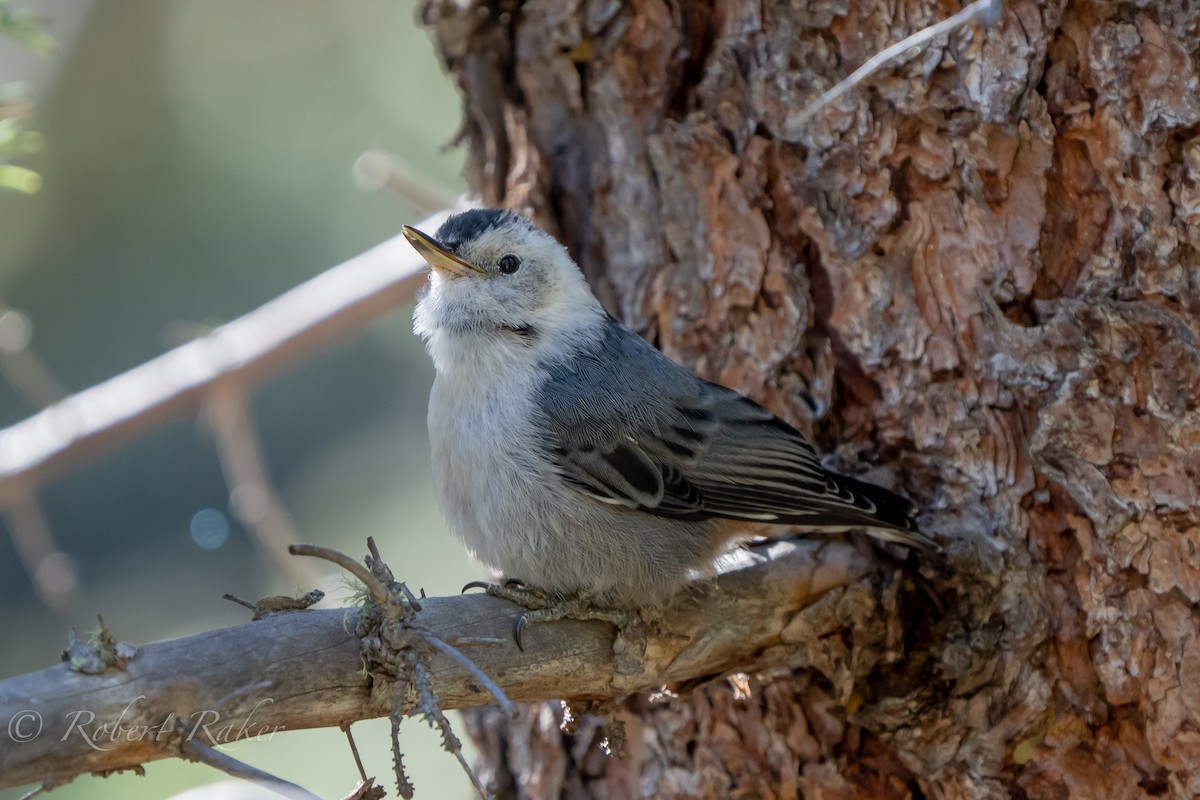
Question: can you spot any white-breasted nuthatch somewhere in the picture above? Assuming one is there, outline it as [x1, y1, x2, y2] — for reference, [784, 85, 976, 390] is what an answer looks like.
[405, 209, 934, 618]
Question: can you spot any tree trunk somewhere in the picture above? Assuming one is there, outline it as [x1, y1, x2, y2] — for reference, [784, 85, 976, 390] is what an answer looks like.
[421, 0, 1200, 797]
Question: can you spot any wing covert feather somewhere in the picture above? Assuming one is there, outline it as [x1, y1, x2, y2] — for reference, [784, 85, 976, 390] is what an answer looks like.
[536, 319, 924, 540]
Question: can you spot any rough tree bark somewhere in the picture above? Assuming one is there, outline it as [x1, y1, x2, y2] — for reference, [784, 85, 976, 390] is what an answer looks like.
[420, 0, 1200, 798]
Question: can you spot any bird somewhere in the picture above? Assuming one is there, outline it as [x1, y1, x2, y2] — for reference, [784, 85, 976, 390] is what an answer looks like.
[404, 208, 934, 634]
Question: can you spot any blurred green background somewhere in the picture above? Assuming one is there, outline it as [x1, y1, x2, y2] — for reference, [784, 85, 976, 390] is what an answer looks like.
[0, 1, 481, 797]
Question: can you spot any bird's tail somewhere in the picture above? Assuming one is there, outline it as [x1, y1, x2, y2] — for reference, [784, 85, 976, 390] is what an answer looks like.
[772, 473, 939, 551]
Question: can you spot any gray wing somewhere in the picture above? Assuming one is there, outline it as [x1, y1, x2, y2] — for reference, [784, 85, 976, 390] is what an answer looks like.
[536, 318, 931, 547]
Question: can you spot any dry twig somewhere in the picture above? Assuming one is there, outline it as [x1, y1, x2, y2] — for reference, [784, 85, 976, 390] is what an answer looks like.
[292, 540, 499, 797]
[783, 0, 1004, 136]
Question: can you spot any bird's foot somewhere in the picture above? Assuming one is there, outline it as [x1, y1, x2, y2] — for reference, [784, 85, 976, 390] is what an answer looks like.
[462, 579, 638, 651]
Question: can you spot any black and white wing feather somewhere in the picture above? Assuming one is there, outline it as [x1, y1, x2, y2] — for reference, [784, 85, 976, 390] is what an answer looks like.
[536, 318, 934, 549]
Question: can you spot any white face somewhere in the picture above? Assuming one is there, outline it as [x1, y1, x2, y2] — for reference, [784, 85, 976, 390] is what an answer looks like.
[409, 210, 604, 367]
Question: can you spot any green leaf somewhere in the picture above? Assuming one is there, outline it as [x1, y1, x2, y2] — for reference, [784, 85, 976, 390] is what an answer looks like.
[0, 163, 41, 193]
[0, 2, 57, 57]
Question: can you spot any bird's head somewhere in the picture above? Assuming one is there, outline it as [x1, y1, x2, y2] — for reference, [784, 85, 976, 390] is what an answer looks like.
[407, 209, 604, 369]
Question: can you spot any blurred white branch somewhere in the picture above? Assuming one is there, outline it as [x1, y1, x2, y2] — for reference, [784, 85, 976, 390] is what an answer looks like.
[0, 488, 76, 611]
[205, 383, 322, 587]
[0, 306, 66, 409]
[353, 150, 460, 214]
[0, 209, 465, 612]
[0, 210, 454, 504]
[0, 305, 76, 610]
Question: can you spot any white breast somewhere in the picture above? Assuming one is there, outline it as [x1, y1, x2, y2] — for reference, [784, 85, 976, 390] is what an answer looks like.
[425, 338, 562, 577]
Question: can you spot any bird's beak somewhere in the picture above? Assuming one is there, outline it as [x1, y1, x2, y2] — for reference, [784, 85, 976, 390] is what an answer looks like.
[402, 225, 484, 278]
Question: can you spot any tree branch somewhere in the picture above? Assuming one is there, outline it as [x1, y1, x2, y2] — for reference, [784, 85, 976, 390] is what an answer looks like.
[0, 539, 872, 791]
[0, 208, 457, 503]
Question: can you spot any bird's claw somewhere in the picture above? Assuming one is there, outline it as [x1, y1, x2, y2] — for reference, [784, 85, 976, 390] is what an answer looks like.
[461, 577, 531, 595]
[514, 613, 530, 651]
[460, 579, 549, 610]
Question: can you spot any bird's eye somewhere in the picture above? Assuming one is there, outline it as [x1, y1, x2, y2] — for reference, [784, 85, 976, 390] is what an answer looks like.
[497, 254, 522, 274]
